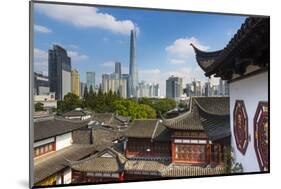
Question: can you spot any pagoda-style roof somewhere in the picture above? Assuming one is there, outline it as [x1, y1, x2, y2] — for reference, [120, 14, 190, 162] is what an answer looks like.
[34, 117, 90, 142]
[125, 160, 168, 174]
[162, 97, 230, 141]
[125, 119, 171, 141]
[191, 16, 269, 80]
[34, 144, 96, 184]
[92, 113, 131, 127]
[69, 147, 126, 173]
[62, 109, 91, 117]
[162, 163, 225, 177]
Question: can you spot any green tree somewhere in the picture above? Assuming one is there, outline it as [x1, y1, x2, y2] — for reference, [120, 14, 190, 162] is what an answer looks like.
[89, 85, 94, 96]
[34, 102, 44, 112]
[113, 99, 156, 119]
[58, 93, 82, 112]
[83, 85, 88, 99]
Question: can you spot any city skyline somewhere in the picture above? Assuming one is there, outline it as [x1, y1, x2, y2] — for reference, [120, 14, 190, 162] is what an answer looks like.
[34, 3, 246, 96]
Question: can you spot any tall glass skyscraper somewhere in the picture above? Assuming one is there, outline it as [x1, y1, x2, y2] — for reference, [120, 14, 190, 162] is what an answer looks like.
[86, 72, 95, 90]
[115, 62, 121, 79]
[129, 29, 138, 98]
[48, 45, 71, 100]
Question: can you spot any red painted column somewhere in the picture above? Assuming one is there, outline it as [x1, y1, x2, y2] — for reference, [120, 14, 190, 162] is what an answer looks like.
[119, 172, 124, 182]
[172, 140, 175, 162]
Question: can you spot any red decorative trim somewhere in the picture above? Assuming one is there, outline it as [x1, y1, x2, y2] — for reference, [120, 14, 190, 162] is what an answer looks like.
[233, 100, 249, 155]
[254, 101, 269, 171]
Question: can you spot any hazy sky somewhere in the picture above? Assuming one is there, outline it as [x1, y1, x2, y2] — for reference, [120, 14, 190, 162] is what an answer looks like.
[33, 3, 246, 96]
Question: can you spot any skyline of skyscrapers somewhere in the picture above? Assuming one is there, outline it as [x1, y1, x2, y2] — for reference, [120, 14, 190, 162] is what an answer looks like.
[45, 35, 228, 101]
[128, 29, 138, 98]
[138, 81, 160, 98]
[48, 45, 71, 100]
[71, 69, 80, 97]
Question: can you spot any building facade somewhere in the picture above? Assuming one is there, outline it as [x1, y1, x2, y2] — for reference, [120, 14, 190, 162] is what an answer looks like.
[192, 17, 269, 172]
[71, 69, 80, 96]
[166, 76, 182, 100]
[34, 72, 50, 95]
[115, 62, 121, 79]
[86, 72, 95, 90]
[48, 45, 71, 100]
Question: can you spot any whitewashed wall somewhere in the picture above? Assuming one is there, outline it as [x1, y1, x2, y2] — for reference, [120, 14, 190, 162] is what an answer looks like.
[229, 71, 268, 172]
[63, 168, 72, 184]
[56, 132, 72, 151]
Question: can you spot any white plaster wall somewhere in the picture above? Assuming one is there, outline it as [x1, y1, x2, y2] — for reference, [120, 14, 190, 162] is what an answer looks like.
[229, 71, 268, 172]
[63, 168, 72, 184]
[56, 175, 62, 185]
[56, 132, 72, 151]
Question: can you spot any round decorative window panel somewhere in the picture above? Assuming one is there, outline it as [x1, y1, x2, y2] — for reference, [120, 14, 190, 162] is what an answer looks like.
[254, 102, 268, 171]
[233, 100, 248, 155]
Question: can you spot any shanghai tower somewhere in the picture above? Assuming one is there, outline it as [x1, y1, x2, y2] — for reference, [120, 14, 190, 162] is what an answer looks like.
[129, 29, 138, 98]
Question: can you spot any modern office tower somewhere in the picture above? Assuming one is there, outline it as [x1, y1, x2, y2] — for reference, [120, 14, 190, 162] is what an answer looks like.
[128, 29, 138, 98]
[48, 45, 71, 100]
[121, 74, 129, 98]
[115, 62, 121, 79]
[80, 82, 86, 98]
[86, 72, 95, 90]
[184, 83, 192, 97]
[153, 84, 160, 97]
[166, 76, 183, 100]
[191, 80, 202, 96]
[34, 72, 50, 95]
[71, 69, 80, 96]
[219, 78, 229, 96]
[204, 81, 212, 97]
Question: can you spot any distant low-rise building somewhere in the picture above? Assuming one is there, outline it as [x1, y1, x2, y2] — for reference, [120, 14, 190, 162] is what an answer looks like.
[34, 92, 57, 110]
[34, 72, 50, 95]
[62, 108, 92, 120]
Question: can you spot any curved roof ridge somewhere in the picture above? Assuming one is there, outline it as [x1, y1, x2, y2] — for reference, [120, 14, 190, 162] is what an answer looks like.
[69, 147, 120, 166]
[193, 97, 229, 116]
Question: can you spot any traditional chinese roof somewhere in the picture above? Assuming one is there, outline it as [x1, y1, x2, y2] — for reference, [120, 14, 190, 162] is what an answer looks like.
[162, 163, 225, 177]
[125, 119, 171, 141]
[62, 109, 91, 117]
[34, 117, 90, 142]
[34, 144, 96, 184]
[124, 160, 168, 174]
[162, 97, 230, 141]
[191, 17, 269, 80]
[70, 148, 126, 173]
[92, 113, 130, 126]
[92, 127, 125, 149]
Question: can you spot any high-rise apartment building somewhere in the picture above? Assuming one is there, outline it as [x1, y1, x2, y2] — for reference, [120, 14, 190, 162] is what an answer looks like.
[71, 69, 80, 96]
[166, 76, 182, 100]
[48, 45, 71, 100]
